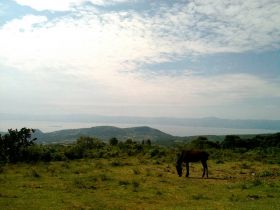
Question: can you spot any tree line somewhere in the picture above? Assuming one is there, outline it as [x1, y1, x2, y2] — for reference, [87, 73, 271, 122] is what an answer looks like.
[0, 128, 157, 163]
[0, 128, 279, 163]
[187, 134, 280, 150]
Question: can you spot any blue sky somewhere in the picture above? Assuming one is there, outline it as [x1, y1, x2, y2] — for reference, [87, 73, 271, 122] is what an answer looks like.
[0, 0, 280, 120]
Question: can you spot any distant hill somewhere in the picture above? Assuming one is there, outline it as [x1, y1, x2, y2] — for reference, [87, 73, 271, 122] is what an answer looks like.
[2, 125, 278, 146]
[33, 126, 182, 145]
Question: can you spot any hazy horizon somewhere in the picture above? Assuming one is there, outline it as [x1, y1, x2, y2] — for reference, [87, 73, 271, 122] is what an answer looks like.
[2, 119, 279, 137]
[1, 113, 280, 136]
[1, 1, 280, 120]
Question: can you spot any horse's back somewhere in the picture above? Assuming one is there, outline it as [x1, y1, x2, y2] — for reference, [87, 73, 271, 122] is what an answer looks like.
[181, 150, 209, 162]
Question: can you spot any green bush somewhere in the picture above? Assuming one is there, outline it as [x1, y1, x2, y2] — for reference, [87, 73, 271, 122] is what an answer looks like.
[64, 145, 84, 159]
[22, 145, 53, 162]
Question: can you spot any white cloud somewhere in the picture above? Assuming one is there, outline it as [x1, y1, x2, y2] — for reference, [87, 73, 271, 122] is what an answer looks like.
[149, 0, 280, 53]
[1, 1, 280, 118]
[9, 1, 280, 56]
[14, 0, 79, 11]
[1, 14, 47, 32]
[14, 0, 131, 11]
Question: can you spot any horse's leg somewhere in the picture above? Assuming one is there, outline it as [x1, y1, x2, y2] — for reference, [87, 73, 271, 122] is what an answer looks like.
[186, 162, 189, 177]
[202, 161, 208, 178]
[202, 161, 205, 177]
[205, 161, 208, 178]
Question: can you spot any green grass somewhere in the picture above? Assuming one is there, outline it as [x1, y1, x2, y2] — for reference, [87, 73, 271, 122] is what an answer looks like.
[0, 157, 280, 210]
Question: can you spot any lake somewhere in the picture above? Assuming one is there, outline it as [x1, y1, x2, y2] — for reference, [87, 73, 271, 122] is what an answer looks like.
[0, 119, 278, 136]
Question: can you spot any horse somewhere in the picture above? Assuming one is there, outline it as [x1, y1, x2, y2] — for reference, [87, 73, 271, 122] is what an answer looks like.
[176, 150, 209, 178]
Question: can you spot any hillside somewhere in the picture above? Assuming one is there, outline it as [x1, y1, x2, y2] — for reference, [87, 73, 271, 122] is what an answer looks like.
[33, 126, 181, 145]
[27, 125, 279, 145]
[2, 125, 278, 146]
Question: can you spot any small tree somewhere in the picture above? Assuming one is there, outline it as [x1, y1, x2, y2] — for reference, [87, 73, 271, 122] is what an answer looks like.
[76, 136, 105, 149]
[109, 137, 118, 146]
[190, 136, 220, 149]
[221, 135, 241, 149]
[146, 139, 151, 146]
[0, 128, 36, 162]
[125, 139, 133, 144]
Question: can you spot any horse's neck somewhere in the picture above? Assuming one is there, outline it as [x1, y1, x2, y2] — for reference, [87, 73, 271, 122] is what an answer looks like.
[181, 153, 189, 163]
[177, 154, 185, 165]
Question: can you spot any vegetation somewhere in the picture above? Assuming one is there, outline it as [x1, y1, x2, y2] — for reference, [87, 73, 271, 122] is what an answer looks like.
[32, 126, 179, 145]
[0, 128, 37, 162]
[0, 128, 280, 209]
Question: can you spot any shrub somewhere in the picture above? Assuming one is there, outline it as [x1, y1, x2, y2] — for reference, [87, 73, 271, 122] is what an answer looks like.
[111, 160, 123, 166]
[119, 180, 130, 186]
[190, 136, 220, 149]
[258, 169, 280, 177]
[30, 169, 40, 178]
[23, 145, 52, 162]
[239, 162, 251, 169]
[95, 161, 104, 169]
[64, 145, 85, 159]
[228, 194, 239, 202]
[127, 180, 141, 192]
[149, 148, 160, 157]
[215, 159, 224, 164]
[51, 151, 67, 161]
[149, 147, 166, 158]
[247, 194, 261, 200]
[251, 178, 262, 187]
[99, 173, 110, 181]
[73, 178, 97, 189]
[192, 194, 209, 200]
[77, 136, 105, 150]
[132, 168, 140, 175]
[156, 190, 163, 196]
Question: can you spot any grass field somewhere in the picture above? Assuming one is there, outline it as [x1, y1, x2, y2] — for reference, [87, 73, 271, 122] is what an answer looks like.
[1, 157, 280, 210]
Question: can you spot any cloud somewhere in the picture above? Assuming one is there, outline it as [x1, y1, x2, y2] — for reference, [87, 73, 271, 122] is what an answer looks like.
[1, 1, 280, 118]
[1, 14, 47, 32]
[14, 0, 77, 11]
[8, 1, 280, 56]
[13, 0, 131, 11]
[149, 0, 280, 53]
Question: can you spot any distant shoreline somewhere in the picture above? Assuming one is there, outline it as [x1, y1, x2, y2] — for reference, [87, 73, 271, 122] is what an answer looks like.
[1, 119, 278, 137]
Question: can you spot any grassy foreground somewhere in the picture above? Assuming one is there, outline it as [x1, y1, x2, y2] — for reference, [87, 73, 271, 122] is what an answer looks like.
[0, 157, 280, 210]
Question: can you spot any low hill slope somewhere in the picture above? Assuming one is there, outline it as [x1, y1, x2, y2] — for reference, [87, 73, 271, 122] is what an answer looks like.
[33, 126, 179, 145]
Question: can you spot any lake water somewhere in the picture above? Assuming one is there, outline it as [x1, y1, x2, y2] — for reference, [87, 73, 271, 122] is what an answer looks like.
[0, 119, 278, 136]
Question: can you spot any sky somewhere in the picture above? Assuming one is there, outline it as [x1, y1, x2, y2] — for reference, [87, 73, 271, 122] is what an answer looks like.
[0, 0, 280, 120]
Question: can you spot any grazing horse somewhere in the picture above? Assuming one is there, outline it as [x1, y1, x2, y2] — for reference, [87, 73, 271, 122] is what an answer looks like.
[176, 150, 209, 178]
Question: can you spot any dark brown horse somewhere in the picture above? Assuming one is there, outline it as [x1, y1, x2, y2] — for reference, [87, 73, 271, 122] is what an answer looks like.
[176, 150, 209, 178]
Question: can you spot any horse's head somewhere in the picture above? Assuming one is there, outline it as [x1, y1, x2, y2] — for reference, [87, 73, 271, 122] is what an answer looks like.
[176, 163, 183, 177]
